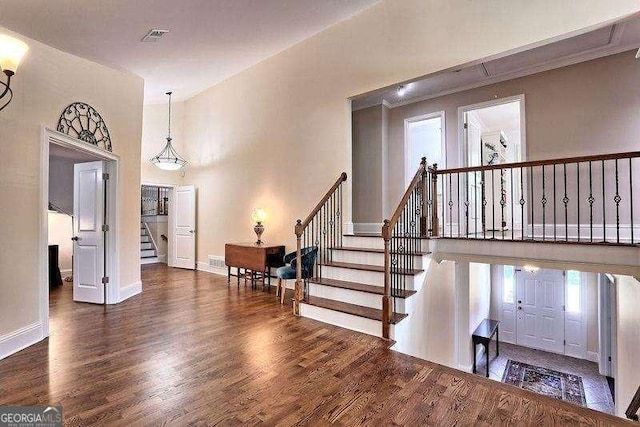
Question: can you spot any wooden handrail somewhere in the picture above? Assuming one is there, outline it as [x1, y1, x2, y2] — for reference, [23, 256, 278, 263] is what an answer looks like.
[295, 172, 347, 236]
[382, 158, 428, 239]
[626, 385, 640, 420]
[435, 150, 640, 175]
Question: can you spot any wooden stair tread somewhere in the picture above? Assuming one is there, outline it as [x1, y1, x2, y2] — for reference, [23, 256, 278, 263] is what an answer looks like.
[308, 277, 416, 298]
[329, 246, 429, 255]
[303, 296, 407, 324]
[321, 261, 422, 275]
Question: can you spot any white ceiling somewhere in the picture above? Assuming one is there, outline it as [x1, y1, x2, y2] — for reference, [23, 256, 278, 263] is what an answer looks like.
[0, 0, 379, 104]
[50, 143, 103, 163]
[352, 18, 640, 110]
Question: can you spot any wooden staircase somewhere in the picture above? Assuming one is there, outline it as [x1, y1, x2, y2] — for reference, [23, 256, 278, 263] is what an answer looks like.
[140, 222, 159, 264]
[299, 233, 430, 338]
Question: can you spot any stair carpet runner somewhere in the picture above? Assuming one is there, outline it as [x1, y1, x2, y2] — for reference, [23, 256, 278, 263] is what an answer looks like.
[140, 222, 159, 264]
[299, 233, 430, 338]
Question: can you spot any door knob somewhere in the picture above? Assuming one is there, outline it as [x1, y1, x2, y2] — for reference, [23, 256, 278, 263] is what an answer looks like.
[518, 307, 522, 310]
[189, 230, 195, 234]
[71, 236, 80, 241]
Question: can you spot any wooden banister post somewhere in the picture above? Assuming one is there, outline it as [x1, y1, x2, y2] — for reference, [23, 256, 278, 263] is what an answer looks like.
[419, 157, 427, 237]
[293, 220, 303, 316]
[382, 220, 391, 339]
[431, 164, 439, 237]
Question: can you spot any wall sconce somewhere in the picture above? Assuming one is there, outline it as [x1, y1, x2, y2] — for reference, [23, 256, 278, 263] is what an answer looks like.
[0, 34, 29, 112]
[251, 208, 267, 245]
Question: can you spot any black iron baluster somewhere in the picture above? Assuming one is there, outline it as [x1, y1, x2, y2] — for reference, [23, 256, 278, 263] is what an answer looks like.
[563, 163, 569, 241]
[542, 165, 546, 241]
[491, 169, 496, 239]
[588, 161, 594, 243]
[442, 175, 446, 239]
[577, 162, 580, 242]
[520, 167, 525, 240]
[474, 171, 478, 238]
[510, 168, 515, 240]
[448, 173, 453, 237]
[482, 170, 486, 240]
[630, 158, 634, 244]
[602, 160, 606, 243]
[500, 168, 506, 239]
[553, 164, 557, 241]
[615, 159, 620, 243]
[530, 166, 534, 240]
[457, 172, 461, 238]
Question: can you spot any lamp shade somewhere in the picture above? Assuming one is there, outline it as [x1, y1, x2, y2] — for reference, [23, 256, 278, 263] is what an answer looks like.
[0, 34, 29, 74]
[251, 208, 266, 224]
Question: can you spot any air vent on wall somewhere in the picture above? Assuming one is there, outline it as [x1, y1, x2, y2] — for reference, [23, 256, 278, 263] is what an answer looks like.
[141, 29, 169, 42]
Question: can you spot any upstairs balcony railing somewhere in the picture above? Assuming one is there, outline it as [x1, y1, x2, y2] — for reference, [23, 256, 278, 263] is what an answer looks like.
[432, 151, 639, 245]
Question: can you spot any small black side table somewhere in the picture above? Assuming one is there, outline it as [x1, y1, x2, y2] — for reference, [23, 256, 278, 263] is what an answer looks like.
[472, 318, 499, 378]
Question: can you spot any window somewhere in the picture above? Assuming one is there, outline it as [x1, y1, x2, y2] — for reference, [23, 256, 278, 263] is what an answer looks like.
[566, 270, 581, 313]
[503, 266, 515, 304]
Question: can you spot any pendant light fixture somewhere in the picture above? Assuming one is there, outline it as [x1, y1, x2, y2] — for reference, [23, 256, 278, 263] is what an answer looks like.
[150, 91, 187, 171]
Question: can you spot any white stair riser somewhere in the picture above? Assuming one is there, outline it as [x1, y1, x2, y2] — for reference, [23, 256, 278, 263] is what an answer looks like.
[330, 250, 425, 269]
[140, 235, 151, 243]
[141, 249, 157, 257]
[342, 235, 384, 249]
[141, 242, 153, 250]
[307, 283, 407, 312]
[322, 265, 424, 291]
[141, 257, 159, 265]
[300, 303, 381, 337]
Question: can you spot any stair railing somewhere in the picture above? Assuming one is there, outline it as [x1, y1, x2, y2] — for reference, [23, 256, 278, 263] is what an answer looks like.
[626, 385, 640, 421]
[142, 222, 159, 254]
[293, 172, 347, 315]
[381, 157, 438, 338]
[433, 150, 639, 245]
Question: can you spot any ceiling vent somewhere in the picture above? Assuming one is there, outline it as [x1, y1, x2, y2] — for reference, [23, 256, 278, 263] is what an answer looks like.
[141, 29, 169, 42]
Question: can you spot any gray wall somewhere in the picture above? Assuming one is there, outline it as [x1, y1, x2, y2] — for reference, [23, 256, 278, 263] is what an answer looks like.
[352, 50, 640, 224]
[49, 157, 75, 214]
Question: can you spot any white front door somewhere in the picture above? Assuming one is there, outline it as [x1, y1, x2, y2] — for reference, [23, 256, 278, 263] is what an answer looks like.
[73, 161, 106, 304]
[172, 185, 196, 269]
[516, 269, 565, 353]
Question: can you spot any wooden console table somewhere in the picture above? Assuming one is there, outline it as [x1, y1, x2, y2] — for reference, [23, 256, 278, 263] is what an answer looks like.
[472, 318, 499, 378]
[225, 242, 285, 289]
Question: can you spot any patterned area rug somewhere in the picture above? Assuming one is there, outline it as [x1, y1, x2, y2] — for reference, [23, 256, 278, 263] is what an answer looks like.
[501, 359, 586, 406]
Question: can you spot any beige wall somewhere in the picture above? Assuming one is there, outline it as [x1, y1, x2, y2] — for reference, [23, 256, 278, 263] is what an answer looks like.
[179, 0, 639, 262]
[0, 26, 144, 337]
[352, 105, 385, 223]
[381, 51, 640, 220]
[141, 102, 186, 186]
[615, 275, 640, 418]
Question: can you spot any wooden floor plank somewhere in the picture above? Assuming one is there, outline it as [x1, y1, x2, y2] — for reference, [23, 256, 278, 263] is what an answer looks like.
[0, 264, 631, 426]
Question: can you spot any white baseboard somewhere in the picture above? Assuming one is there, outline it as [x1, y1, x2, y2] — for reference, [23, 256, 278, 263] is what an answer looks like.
[456, 363, 473, 373]
[353, 222, 383, 234]
[60, 269, 72, 277]
[586, 351, 599, 363]
[345, 222, 354, 235]
[118, 281, 142, 302]
[196, 261, 227, 277]
[0, 322, 44, 361]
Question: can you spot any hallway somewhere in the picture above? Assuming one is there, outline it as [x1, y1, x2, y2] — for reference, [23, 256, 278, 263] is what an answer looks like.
[0, 265, 631, 425]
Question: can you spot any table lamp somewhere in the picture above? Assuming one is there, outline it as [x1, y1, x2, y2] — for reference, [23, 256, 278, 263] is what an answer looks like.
[251, 208, 267, 244]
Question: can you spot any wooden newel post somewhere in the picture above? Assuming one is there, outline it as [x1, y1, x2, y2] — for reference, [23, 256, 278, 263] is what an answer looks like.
[419, 157, 427, 237]
[431, 163, 439, 237]
[293, 219, 303, 316]
[382, 220, 391, 339]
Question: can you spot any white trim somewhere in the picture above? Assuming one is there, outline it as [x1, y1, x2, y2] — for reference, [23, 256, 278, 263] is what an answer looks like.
[0, 322, 43, 361]
[345, 222, 355, 235]
[196, 261, 227, 277]
[456, 364, 473, 373]
[352, 223, 383, 234]
[158, 254, 168, 263]
[404, 111, 446, 183]
[41, 127, 122, 343]
[119, 281, 142, 302]
[587, 351, 600, 363]
[457, 94, 527, 168]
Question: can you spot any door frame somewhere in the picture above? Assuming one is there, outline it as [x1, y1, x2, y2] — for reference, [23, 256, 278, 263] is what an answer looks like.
[40, 126, 120, 337]
[457, 94, 526, 168]
[141, 181, 176, 266]
[403, 111, 446, 185]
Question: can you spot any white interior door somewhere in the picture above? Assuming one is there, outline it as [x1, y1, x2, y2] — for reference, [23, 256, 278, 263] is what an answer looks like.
[500, 266, 517, 344]
[73, 161, 105, 304]
[516, 269, 565, 353]
[172, 185, 196, 269]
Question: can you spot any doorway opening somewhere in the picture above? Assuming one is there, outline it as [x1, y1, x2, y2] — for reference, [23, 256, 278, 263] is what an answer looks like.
[41, 128, 120, 337]
[141, 185, 171, 265]
[459, 96, 525, 235]
[404, 111, 445, 185]
[476, 264, 617, 414]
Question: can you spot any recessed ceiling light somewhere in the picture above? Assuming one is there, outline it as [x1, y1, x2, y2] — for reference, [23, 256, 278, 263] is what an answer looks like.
[141, 29, 169, 42]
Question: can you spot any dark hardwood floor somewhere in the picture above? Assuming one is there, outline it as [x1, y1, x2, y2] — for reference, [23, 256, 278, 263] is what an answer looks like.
[0, 264, 631, 425]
